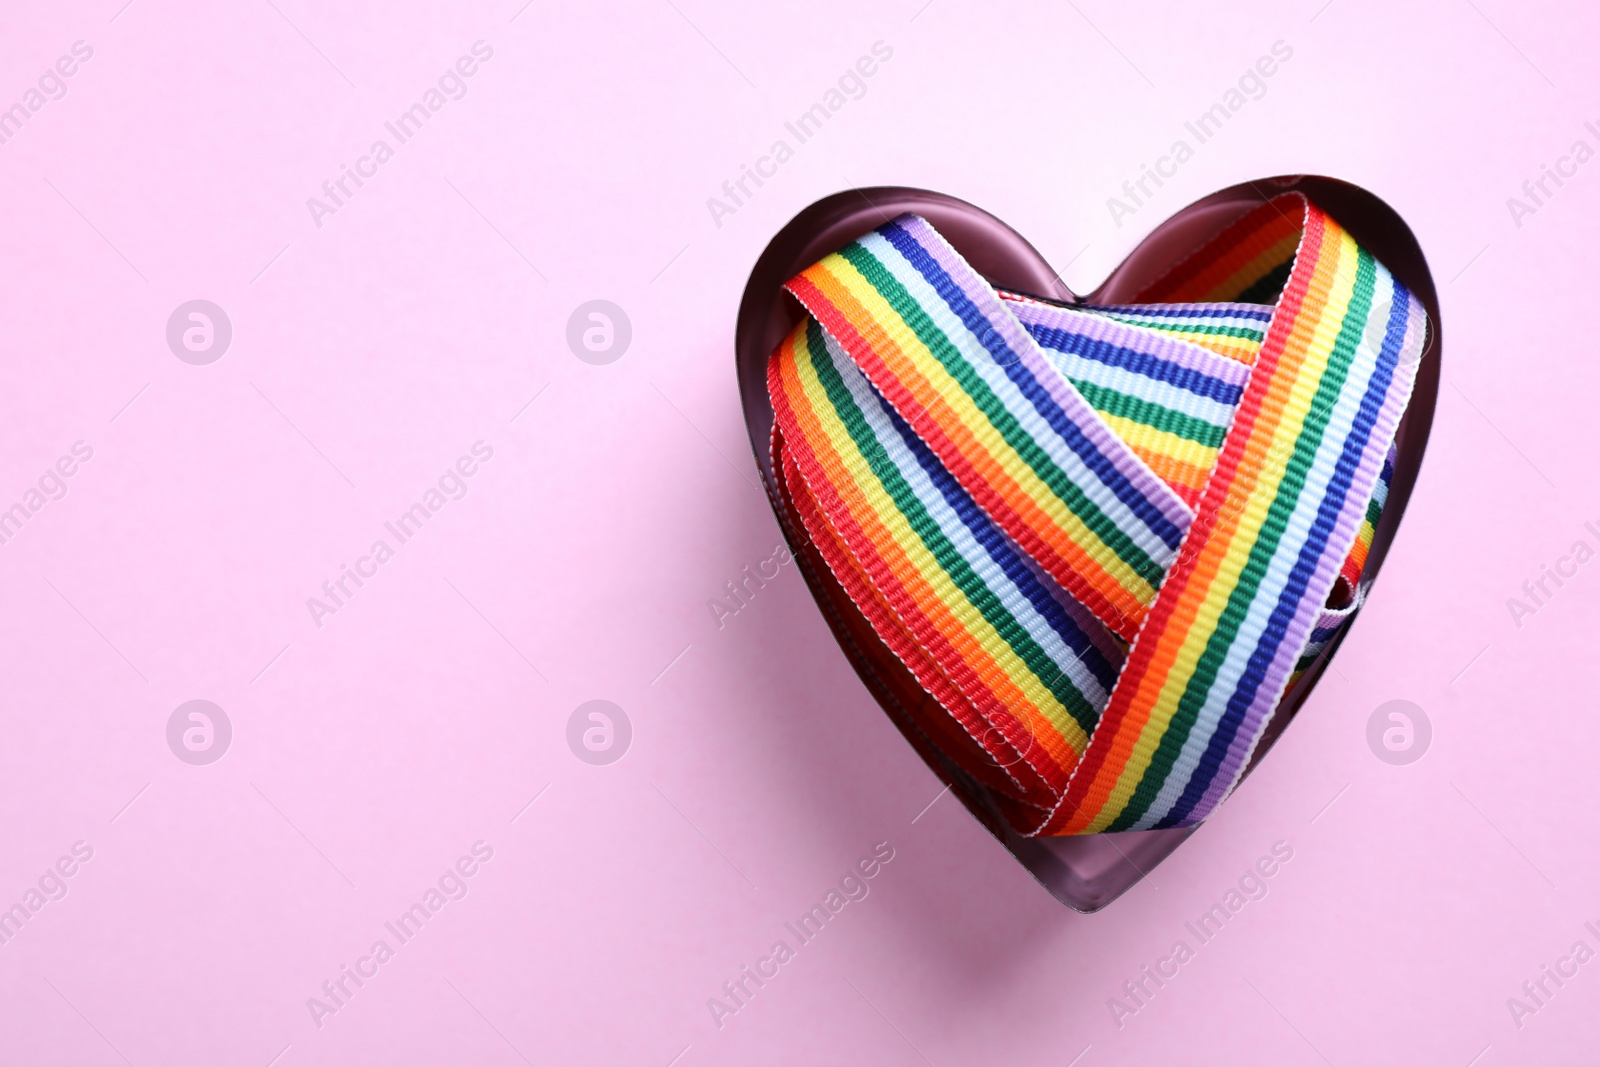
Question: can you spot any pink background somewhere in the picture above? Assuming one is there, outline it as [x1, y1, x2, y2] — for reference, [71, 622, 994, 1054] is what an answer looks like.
[2, 0, 1597, 1063]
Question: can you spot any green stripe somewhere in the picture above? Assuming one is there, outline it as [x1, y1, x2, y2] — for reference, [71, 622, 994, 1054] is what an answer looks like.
[1107, 248, 1381, 831]
[803, 320, 1101, 735]
[1070, 379, 1228, 449]
[1363, 491, 1384, 529]
[836, 243, 1166, 588]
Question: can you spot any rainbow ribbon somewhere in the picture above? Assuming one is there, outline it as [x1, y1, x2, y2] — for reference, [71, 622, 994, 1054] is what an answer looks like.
[768, 195, 1424, 834]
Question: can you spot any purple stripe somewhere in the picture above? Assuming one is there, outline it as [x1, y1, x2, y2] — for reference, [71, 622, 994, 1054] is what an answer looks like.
[1308, 600, 1359, 636]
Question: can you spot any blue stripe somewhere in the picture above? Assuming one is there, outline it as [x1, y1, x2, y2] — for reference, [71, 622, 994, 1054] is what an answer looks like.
[1024, 324, 1246, 406]
[1160, 277, 1410, 828]
[881, 221, 1187, 552]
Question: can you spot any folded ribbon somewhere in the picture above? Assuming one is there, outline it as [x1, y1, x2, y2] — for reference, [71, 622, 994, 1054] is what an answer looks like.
[768, 194, 1425, 835]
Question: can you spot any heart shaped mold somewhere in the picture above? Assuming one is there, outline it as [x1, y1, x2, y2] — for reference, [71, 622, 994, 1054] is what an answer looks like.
[736, 176, 1440, 911]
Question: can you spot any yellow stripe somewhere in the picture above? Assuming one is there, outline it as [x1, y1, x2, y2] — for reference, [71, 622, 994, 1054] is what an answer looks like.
[1085, 228, 1364, 828]
[1147, 329, 1262, 364]
[1097, 413, 1221, 479]
[786, 332, 1090, 759]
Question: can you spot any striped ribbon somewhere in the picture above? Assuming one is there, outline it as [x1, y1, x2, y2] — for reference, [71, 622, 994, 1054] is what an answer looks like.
[768, 194, 1425, 834]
